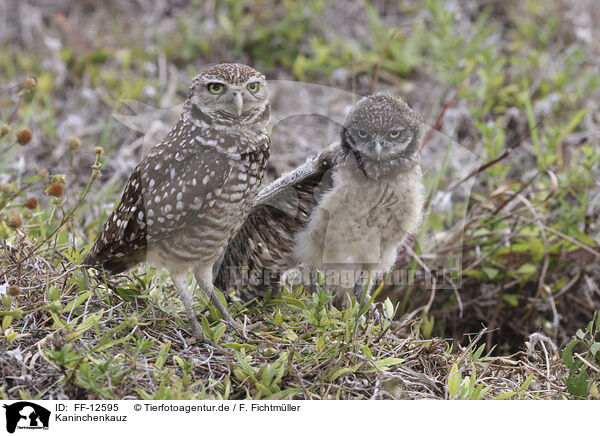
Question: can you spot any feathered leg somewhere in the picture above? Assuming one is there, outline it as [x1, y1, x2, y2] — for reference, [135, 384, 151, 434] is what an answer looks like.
[171, 273, 206, 342]
[353, 271, 381, 324]
[353, 270, 371, 305]
[194, 267, 261, 335]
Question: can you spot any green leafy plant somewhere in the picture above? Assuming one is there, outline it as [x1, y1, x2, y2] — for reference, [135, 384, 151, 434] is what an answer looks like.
[562, 312, 600, 399]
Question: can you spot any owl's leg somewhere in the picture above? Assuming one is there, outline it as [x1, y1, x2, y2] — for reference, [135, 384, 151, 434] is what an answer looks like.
[193, 268, 261, 336]
[171, 273, 206, 342]
[353, 272, 381, 324]
[353, 271, 372, 305]
[194, 271, 236, 325]
[310, 270, 318, 291]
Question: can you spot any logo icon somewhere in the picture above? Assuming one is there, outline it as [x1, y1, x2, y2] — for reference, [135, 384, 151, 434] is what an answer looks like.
[2, 402, 50, 433]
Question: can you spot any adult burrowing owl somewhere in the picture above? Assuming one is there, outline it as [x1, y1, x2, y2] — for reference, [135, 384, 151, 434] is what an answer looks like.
[215, 93, 424, 305]
[85, 63, 270, 341]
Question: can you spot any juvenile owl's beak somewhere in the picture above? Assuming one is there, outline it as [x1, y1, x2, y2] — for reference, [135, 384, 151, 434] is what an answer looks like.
[373, 140, 383, 160]
[233, 92, 244, 116]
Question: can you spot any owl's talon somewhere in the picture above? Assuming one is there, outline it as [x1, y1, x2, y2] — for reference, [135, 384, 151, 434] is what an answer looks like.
[186, 327, 210, 345]
[367, 306, 382, 326]
[242, 320, 263, 331]
[355, 304, 382, 327]
[227, 319, 262, 339]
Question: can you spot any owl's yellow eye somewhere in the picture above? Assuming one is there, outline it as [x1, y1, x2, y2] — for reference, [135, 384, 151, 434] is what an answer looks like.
[389, 130, 402, 139]
[357, 130, 368, 139]
[207, 83, 225, 94]
[246, 82, 260, 93]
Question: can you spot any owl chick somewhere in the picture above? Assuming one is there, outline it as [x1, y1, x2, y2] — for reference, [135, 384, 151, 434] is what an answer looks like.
[215, 93, 424, 305]
[84, 63, 271, 341]
[294, 93, 424, 303]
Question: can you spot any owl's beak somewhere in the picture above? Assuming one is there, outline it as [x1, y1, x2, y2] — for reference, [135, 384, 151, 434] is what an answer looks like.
[233, 92, 244, 116]
[373, 140, 383, 160]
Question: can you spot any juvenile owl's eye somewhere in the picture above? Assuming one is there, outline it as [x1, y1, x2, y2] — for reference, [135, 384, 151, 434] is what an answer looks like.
[389, 129, 403, 139]
[247, 82, 260, 93]
[357, 130, 368, 139]
[207, 83, 225, 94]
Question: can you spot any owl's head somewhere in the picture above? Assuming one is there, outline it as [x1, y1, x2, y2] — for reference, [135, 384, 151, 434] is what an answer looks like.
[187, 63, 270, 125]
[341, 94, 422, 166]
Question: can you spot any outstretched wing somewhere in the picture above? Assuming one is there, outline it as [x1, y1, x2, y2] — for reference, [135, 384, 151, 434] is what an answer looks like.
[214, 143, 344, 301]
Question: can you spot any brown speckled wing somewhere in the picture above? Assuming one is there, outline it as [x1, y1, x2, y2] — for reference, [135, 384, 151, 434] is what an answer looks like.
[84, 133, 239, 273]
[84, 168, 147, 274]
[214, 144, 344, 301]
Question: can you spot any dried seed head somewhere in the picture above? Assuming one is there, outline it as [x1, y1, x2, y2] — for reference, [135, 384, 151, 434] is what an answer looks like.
[8, 212, 23, 229]
[67, 136, 82, 151]
[94, 146, 104, 155]
[50, 174, 67, 184]
[1, 124, 11, 136]
[24, 76, 38, 91]
[47, 182, 65, 197]
[16, 129, 32, 145]
[8, 284, 20, 297]
[23, 197, 38, 209]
